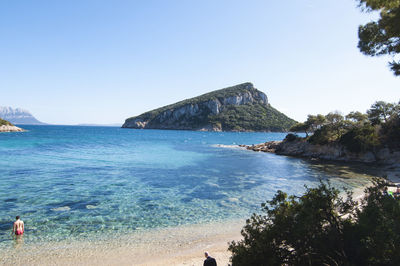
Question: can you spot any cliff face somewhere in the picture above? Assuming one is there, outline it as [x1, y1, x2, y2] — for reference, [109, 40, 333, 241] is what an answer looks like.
[0, 106, 44, 125]
[123, 83, 296, 131]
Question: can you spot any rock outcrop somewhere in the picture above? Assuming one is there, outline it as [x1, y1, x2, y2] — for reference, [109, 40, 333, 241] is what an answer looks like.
[242, 139, 400, 165]
[0, 106, 45, 125]
[0, 118, 25, 132]
[0, 124, 25, 132]
[122, 83, 296, 131]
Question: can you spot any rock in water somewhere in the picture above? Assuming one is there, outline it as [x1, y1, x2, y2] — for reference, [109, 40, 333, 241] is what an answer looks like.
[122, 82, 296, 131]
[0, 118, 25, 132]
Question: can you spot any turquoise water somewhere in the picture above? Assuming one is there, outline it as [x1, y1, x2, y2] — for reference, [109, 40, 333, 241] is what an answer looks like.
[0, 126, 375, 246]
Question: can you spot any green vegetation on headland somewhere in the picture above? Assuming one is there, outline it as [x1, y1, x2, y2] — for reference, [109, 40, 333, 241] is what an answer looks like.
[123, 83, 297, 131]
[130, 83, 261, 122]
[209, 103, 296, 132]
[0, 118, 13, 126]
[229, 178, 400, 265]
[289, 100, 400, 153]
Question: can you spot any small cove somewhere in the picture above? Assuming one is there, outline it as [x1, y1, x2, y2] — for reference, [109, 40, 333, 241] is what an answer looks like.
[0, 126, 383, 250]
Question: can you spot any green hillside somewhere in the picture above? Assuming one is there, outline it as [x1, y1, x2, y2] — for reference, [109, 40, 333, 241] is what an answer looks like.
[133, 83, 258, 122]
[0, 118, 13, 126]
[209, 103, 296, 131]
[123, 82, 297, 131]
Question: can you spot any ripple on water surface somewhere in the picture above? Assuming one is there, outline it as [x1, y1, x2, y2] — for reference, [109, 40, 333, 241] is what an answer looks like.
[0, 126, 381, 248]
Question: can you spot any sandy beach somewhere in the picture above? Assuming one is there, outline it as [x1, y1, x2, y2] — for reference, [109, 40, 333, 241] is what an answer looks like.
[2, 165, 398, 266]
[0, 220, 244, 266]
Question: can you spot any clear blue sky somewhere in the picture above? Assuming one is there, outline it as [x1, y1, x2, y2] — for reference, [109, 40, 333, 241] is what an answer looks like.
[1, 0, 398, 125]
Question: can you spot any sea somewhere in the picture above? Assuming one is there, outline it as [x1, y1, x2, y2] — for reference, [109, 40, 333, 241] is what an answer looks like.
[0, 125, 380, 248]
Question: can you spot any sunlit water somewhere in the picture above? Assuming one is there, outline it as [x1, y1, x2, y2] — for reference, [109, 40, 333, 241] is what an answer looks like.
[0, 126, 380, 248]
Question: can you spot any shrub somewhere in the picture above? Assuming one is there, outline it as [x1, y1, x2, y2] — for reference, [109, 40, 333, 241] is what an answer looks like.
[284, 133, 298, 142]
[308, 127, 332, 145]
[339, 124, 380, 153]
[229, 179, 400, 265]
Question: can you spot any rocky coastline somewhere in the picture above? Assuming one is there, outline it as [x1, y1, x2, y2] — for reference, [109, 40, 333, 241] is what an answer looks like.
[0, 124, 25, 132]
[241, 138, 400, 165]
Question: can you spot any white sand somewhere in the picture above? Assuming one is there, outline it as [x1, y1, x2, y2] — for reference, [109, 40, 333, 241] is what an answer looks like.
[0, 220, 244, 266]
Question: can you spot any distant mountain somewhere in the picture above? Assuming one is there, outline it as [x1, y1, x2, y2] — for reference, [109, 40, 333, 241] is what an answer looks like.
[122, 82, 297, 132]
[0, 106, 45, 125]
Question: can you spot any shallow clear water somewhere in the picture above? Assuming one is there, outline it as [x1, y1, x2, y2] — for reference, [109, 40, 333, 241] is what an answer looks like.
[0, 126, 378, 246]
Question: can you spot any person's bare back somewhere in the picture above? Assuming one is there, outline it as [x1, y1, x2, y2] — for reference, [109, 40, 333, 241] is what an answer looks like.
[13, 216, 24, 236]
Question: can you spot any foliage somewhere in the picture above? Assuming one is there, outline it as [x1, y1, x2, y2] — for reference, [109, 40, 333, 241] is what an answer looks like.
[380, 112, 400, 148]
[367, 101, 398, 125]
[290, 100, 399, 152]
[229, 178, 400, 265]
[284, 133, 299, 142]
[290, 114, 326, 136]
[209, 103, 296, 131]
[0, 118, 12, 126]
[346, 111, 369, 124]
[357, 0, 400, 76]
[307, 114, 326, 131]
[308, 126, 333, 145]
[339, 123, 380, 152]
[325, 112, 345, 139]
[289, 122, 310, 136]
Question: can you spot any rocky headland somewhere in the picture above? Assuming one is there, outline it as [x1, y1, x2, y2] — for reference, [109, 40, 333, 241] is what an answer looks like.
[241, 138, 400, 165]
[122, 83, 296, 132]
[0, 118, 25, 132]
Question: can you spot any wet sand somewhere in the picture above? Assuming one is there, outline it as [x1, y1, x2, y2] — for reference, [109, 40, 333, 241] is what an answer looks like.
[0, 220, 244, 266]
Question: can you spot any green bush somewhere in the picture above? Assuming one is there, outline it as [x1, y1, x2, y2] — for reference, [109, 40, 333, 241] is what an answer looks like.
[308, 127, 332, 145]
[284, 133, 299, 142]
[339, 124, 380, 153]
[293, 101, 399, 153]
[380, 114, 400, 149]
[0, 118, 12, 126]
[229, 179, 400, 265]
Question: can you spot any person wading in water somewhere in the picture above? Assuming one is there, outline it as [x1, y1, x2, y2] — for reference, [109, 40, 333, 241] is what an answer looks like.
[12, 216, 24, 236]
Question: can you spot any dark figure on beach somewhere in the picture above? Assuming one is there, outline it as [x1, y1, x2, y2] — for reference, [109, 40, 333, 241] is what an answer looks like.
[204, 251, 217, 266]
[395, 185, 400, 198]
[383, 186, 389, 196]
[12, 216, 24, 236]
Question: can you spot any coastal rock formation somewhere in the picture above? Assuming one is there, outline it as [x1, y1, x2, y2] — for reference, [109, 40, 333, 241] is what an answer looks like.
[123, 83, 296, 131]
[0, 118, 25, 132]
[0, 106, 45, 125]
[242, 139, 400, 164]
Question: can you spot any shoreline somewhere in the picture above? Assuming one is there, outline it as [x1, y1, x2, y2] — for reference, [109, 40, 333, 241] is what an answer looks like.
[0, 124, 25, 132]
[1, 173, 394, 265]
[2, 142, 398, 265]
[240, 140, 400, 183]
[0, 219, 244, 266]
